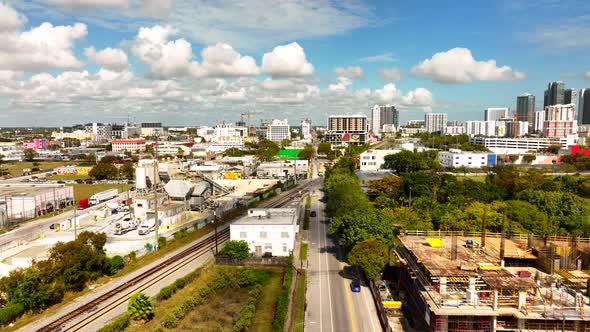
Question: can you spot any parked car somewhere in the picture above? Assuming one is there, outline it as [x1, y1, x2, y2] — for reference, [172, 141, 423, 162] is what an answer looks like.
[310, 211, 317, 217]
[350, 279, 361, 292]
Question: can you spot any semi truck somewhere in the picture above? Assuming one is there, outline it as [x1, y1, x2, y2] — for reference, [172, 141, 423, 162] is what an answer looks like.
[114, 216, 138, 235]
[89, 189, 118, 205]
[77, 198, 89, 209]
[138, 218, 156, 235]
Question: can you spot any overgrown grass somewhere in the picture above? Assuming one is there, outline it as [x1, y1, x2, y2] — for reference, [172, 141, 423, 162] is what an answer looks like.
[46, 174, 90, 181]
[70, 183, 132, 201]
[272, 256, 293, 331]
[292, 271, 307, 332]
[456, 175, 486, 182]
[300, 243, 308, 261]
[0, 161, 69, 176]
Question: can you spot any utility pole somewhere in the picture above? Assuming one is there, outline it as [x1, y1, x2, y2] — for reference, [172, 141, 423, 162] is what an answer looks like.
[153, 133, 159, 250]
[74, 199, 77, 240]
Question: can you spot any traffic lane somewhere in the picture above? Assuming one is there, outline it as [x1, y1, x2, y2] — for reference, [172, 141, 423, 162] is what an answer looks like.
[317, 204, 350, 332]
[351, 272, 382, 332]
[304, 198, 325, 331]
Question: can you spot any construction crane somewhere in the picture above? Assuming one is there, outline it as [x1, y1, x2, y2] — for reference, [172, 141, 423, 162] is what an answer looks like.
[240, 111, 262, 136]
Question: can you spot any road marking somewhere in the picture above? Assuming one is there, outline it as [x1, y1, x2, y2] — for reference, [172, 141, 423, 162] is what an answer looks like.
[322, 209, 334, 332]
[361, 285, 380, 332]
[317, 202, 323, 332]
[342, 262, 358, 332]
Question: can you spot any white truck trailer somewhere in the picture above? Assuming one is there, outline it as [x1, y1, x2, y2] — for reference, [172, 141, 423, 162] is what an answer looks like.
[89, 189, 118, 205]
[114, 216, 138, 235]
[138, 218, 156, 235]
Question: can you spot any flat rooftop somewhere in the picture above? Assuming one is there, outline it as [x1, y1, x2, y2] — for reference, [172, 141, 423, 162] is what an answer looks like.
[233, 208, 297, 226]
[0, 183, 69, 196]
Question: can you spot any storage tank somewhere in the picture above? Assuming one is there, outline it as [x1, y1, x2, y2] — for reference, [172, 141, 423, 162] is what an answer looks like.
[136, 167, 147, 189]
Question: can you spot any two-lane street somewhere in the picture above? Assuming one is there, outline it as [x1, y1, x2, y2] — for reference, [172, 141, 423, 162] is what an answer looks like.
[305, 185, 382, 332]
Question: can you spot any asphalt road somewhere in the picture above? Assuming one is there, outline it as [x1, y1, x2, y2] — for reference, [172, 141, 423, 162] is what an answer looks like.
[305, 185, 382, 332]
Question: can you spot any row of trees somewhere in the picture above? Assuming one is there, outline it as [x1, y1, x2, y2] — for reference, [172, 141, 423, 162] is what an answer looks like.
[0, 232, 125, 324]
[88, 156, 134, 180]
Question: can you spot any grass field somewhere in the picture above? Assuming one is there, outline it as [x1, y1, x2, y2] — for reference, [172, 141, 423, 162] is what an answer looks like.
[456, 175, 486, 182]
[46, 174, 90, 181]
[0, 161, 70, 176]
[70, 183, 132, 201]
[300, 242, 308, 261]
[124, 265, 284, 332]
[293, 271, 307, 332]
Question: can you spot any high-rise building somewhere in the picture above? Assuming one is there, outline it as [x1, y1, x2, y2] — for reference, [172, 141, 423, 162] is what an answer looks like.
[565, 88, 578, 106]
[371, 104, 398, 135]
[544, 104, 577, 138]
[484, 108, 510, 121]
[579, 89, 590, 125]
[544, 81, 565, 107]
[516, 93, 535, 133]
[325, 115, 368, 145]
[534, 110, 545, 133]
[300, 119, 312, 139]
[424, 113, 448, 133]
[266, 119, 290, 142]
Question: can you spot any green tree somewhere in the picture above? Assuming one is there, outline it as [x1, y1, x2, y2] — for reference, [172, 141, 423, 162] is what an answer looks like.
[297, 145, 316, 161]
[225, 147, 245, 157]
[256, 139, 279, 161]
[522, 154, 536, 163]
[109, 255, 125, 275]
[317, 142, 332, 155]
[221, 240, 250, 259]
[383, 150, 441, 173]
[128, 293, 154, 322]
[119, 161, 135, 178]
[89, 162, 118, 179]
[348, 240, 389, 280]
[280, 139, 291, 149]
[368, 176, 403, 199]
[23, 148, 37, 161]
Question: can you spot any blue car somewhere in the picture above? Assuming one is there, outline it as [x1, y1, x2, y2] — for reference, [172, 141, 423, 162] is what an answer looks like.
[350, 280, 361, 292]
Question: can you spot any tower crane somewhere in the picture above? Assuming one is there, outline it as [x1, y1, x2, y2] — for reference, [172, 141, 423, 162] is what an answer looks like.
[240, 111, 262, 136]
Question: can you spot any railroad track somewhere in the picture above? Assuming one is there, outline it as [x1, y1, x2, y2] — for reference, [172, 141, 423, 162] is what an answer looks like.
[35, 180, 316, 332]
[37, 229, 230, 332]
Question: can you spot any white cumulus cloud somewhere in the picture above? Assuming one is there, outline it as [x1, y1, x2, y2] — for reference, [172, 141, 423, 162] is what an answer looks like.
[142, 0, 174, 16]
[84, 47, 128, 71]
[45, 0, 129, 8]
[328, 77, 353, 92]
[131, 25, 201, 78]
[411, 48, 527, 84]
[373, 83, 433, 109]
[0, 3, 27, 31]
[262, 42, 314, 77]
[585, 70, 590, 79]
[377, 68, 403, 82]
[0, 70, 22, 81]
[0, 21, 87, 72]
[200, 43, 259, 77]
[334, 66, 363, 78]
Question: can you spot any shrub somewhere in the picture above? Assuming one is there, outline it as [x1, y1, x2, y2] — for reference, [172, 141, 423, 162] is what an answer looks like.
[128, 293, 154, 322]
[96, 314, 129, 332]
[109, 255, 125, 275]
[272, 256, 293, 332]
[0, 302, 25, 325]
[162, 312, 179, 328]
[155, 285, 175, 302]
[157, 236, 167, 249]
[221, 240, 250, 260]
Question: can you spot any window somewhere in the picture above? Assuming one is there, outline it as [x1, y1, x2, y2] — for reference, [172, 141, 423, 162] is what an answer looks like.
[281, 231, 289, 238]
[265, 243, 272, 250]
[260, 231, 267, 238]
[283, 245, 288, 253]
[240, 231, 247, 238]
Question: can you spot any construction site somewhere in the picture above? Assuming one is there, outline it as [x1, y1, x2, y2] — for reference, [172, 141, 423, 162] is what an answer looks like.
[396, 230, 590, 332]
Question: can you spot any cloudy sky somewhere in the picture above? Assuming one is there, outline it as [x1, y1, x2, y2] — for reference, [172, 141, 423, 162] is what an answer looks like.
[0, 0, 588, 127]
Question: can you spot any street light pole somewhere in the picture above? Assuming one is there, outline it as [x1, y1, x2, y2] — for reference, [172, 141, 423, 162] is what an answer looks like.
[153, 133, 159, 250]
[74, 199, 77, 240]
[212, 210, 218, 254]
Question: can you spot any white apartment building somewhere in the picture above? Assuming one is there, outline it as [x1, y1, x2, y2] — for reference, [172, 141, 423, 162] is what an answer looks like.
[544, 104, 577, 138]
[534, 110, 546, 133]
[84, 123, 112, 143]
[230, 208, 298, 257]
[505, 121, 529, 137]
[360, 149, 400, 171]
[425, 113, 448, 133]
[325, 115, 369, 145]
[52, 130, 93, 141]
[0, 144, 24, 161]
[484, 108, 510, 121]
[444, 125, 466, 136]
[111, 139, 146, 153]
[155, 143, 192, 156]
[266, 119, 290, 142]
[140, 122, 164, 137]
[300, 119, 312, 139]
[438, 149, 497, 168]
[464, 121, 497, 137]
[470, 136, 577, 154]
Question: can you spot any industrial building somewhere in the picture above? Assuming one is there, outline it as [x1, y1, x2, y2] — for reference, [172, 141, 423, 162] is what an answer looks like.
[438, 149, 497, 168]
[396, 231, 590, 331]
[230, 208, 298, 257]
[0, 184, 74, 221]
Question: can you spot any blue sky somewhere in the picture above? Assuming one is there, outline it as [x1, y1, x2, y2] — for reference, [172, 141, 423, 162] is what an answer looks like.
[0, 0, 588, 127]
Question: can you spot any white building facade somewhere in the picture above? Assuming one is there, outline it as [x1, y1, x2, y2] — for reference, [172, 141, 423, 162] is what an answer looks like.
[266, 119, 290, 142]
[300, 119, 312, 139]
[484, 108, 510, 121]
[425, 113, 448, 133]
[111, 139, 146, 153]
[230, 208, 298, 257]
[360, 149, 400, 171]
[543, 104, 577, 138]
[438, 149, 497, 168]
[470, 136, 577, 154]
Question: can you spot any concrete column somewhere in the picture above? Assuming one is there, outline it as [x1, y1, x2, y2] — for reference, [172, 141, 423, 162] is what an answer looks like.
[518, 290, 527, 310]
[517, 318, 525, 330]
[493, 290, 499, 311]
[492, 316, 497, 332]
[439, 277, 447, 294]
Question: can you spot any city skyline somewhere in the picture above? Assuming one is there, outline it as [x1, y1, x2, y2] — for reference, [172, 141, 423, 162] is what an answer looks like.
[0, 1, 588, 126]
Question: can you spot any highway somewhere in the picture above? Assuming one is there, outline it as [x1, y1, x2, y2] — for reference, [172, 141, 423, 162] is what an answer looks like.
[305, 183, 382, 332]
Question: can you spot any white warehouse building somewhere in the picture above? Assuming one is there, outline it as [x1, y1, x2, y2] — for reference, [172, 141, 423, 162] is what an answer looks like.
[230, 208, 298, 257]
[438, 149, 497, 168]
